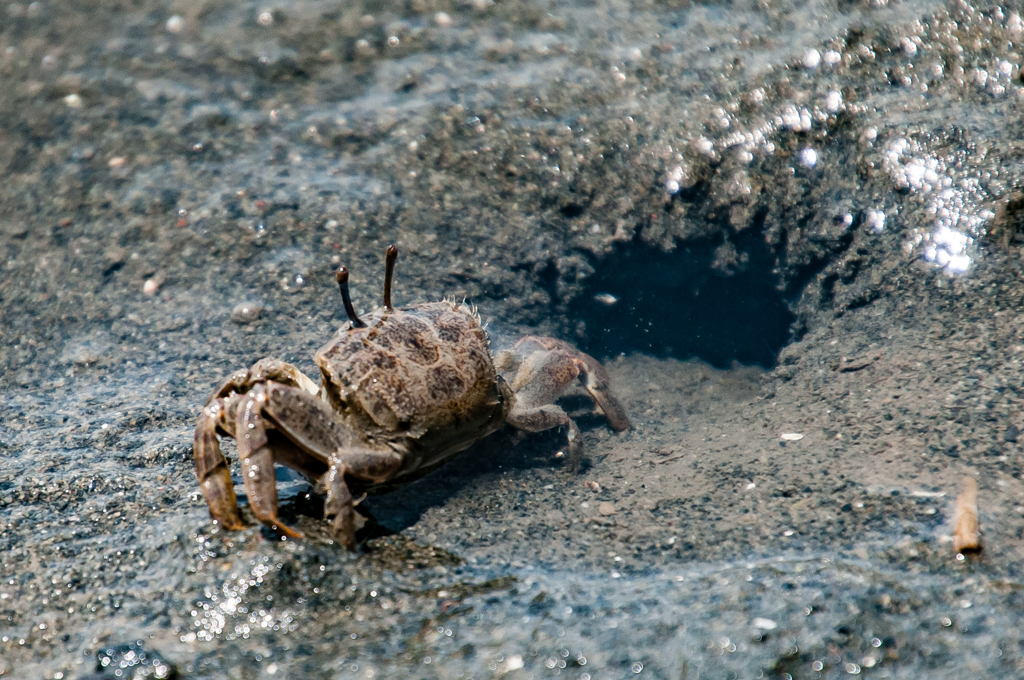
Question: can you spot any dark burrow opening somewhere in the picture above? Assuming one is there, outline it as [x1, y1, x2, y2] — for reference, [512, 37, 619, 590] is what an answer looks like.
[573, 232, 797, 368]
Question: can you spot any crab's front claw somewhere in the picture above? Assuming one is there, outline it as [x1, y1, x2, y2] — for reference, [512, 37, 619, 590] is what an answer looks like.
[207, 358, 319, 405]
[509, 336, 631, 433]
[574, 351, 631, 432]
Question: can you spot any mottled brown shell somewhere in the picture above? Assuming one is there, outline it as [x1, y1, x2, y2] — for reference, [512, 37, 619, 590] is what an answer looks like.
[314, 300, 507, 471]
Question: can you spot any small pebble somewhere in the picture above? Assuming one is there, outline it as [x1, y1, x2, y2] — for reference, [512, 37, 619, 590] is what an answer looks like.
[585, 480, 601, 492]
[434, 11, 453, 26]
[142, 278, 160, 295]
[64, 93, 82, 108]
[1004, 424, 1018, 443]
[231, 301, 264, 324]
[108, 156, 127, 169]
[70, 347, 102, 366]
[598, 502, 616, 516]
[780, 432, 804, 441]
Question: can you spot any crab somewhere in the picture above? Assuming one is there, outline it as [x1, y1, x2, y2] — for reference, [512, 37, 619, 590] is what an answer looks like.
[193, 245, 630, 549]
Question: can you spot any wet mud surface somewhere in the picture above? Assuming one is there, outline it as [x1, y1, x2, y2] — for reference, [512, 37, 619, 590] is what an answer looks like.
[5, 0, 1024, 676]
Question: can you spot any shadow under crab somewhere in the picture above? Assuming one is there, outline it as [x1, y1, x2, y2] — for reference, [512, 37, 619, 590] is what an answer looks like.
[193, 245, 630, 549]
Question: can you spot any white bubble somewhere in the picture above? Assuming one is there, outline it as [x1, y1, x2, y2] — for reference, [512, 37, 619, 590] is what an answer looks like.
[945, 253, 971, 274]
[434, 11, 453, 26]
[803, 49, 821, 69]
[799, 148, 817, 168]
[693, 137, 714, 157]
[780, 105, 812, 132]
[903, 161, 926, 188]
[503, 656, 524, 672]
[823, 50, 842, 65]
[166, 15, 185, 33]
[900, 37, 917, 58]
[781, 105, 800, 129]
[257, 10, 273, 26]
[1010, 12, 1024, 35]
[825, 90, 842, 112]
[864, 210, 885, 233]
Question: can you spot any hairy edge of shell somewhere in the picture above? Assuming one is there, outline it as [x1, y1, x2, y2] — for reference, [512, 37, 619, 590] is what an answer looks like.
[443, 294, 483, 326]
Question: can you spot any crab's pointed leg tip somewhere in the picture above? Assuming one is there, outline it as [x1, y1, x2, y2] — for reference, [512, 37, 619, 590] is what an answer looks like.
[275, 524, 304, 540]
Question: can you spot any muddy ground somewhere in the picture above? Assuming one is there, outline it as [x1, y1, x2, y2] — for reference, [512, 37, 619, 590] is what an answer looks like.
[4, 0, 1024, 677]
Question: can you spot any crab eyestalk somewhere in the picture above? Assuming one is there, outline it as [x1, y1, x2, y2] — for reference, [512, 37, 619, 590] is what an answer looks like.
[384, 244, 398, 311]
[336, 266, 367, 328]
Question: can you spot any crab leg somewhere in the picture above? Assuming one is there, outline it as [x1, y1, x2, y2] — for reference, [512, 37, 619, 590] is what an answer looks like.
[506, 403, 584, 471]
[193, 400, 245, 531]
[320, 450, 403, 550]
[255, 381, 404, 549]
[235, 384, 303, 539]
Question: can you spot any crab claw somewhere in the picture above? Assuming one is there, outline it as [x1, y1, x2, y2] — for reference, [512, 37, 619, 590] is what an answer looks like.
[508, 336, 631, 432]
[572, 349, 631, 432]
